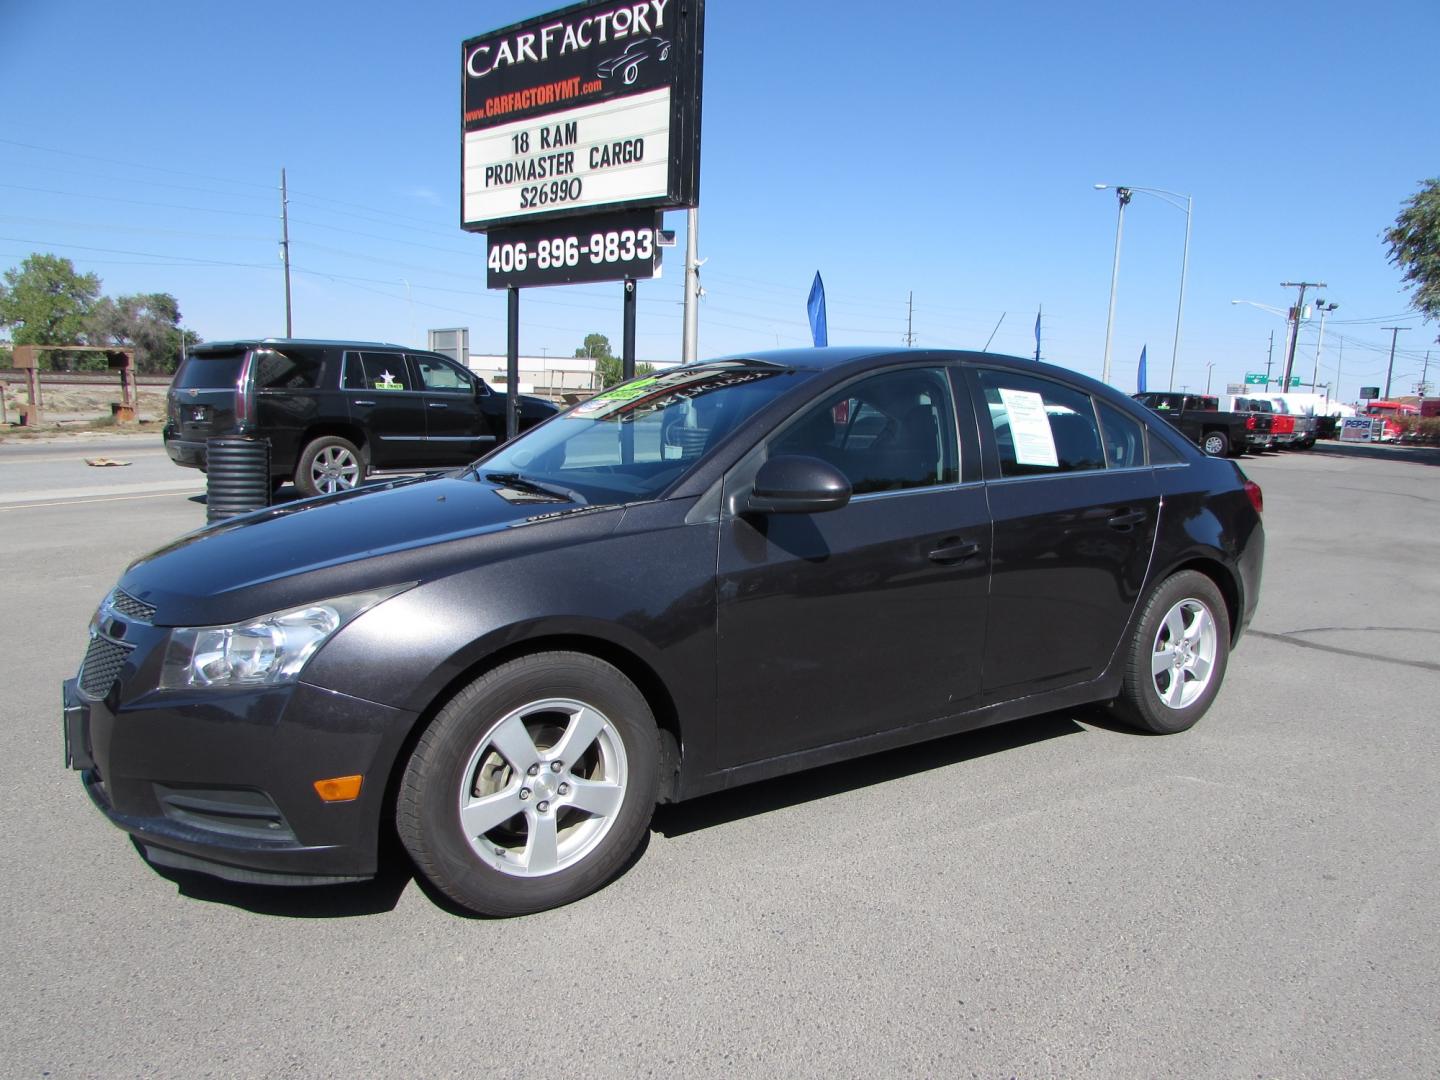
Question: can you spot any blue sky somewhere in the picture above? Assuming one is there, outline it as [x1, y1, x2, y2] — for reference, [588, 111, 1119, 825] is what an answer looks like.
[3, 0, 1436, 401]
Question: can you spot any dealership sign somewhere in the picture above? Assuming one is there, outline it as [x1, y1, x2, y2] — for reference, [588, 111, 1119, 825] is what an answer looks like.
[461, 0, 704, 232]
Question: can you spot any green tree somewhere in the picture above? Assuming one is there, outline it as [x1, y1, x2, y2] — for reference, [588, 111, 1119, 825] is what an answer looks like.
[0, 254, 102, 361]
[574, 332, 613, 361]
[86, 292, 198, 374]
[594, 354, 655, 387]
[1385, 178, 1440, 334]
[576, 333, 654, 387]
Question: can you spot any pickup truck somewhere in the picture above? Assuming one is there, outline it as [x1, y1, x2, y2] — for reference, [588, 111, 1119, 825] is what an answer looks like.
[1229, 395, 1316, 449]
[1133, 392, 1272, 457]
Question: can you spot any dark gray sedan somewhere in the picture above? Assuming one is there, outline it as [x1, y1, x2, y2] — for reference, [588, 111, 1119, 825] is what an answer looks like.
[64, 349, 1264, 916]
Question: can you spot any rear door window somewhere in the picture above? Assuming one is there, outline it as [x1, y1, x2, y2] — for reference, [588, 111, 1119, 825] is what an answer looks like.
[977, 370, 1106, 477]
[344, 352, 413, 392]
[1096, 401, 1147, 468]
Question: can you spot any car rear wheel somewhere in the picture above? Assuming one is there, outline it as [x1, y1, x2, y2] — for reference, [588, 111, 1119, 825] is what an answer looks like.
[397, 652, 659, 917]
[1113, 570, 1230, 734]
[296, 436, 365, 497]
[1202, 430, 1229, 457]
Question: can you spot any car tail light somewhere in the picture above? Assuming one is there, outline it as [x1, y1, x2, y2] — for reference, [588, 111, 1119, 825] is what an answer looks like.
[1244, 479, 1263, 514]
[234, 353, 254, 430]
[1245, 415, 1257, 430]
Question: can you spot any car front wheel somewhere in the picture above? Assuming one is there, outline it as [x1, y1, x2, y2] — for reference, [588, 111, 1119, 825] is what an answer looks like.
[296, 436, 365, 497]
[1113, 570, 1231, 734]
[397, 652, 659, 917]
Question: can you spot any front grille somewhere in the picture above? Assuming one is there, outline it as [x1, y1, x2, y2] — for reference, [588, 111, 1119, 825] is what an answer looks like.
[111, 589, 156, 623]
[79, 635, 133, 698]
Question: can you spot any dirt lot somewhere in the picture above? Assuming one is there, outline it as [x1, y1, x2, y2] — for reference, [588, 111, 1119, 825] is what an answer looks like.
[0, 383, 169, 436]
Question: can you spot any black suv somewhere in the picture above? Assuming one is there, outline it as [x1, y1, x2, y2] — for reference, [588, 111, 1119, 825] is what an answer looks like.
[163, 339, 558, 496]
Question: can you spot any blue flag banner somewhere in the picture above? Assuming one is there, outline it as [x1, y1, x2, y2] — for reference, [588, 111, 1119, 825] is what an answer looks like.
[1137, 345, 1148, 393]
[1034, 306, 1042, 361]
[807, 272, 828, 347]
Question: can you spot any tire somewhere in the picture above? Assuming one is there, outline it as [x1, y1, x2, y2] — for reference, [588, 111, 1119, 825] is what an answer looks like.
[397, 652, 660, 917]
[1113, 570, 1231, 735]
[295, 436, 365, 497]
[1201, 430, 1229, 457]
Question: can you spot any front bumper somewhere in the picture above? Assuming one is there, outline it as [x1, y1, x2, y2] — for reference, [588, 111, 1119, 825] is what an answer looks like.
[63, 675, 418, 885]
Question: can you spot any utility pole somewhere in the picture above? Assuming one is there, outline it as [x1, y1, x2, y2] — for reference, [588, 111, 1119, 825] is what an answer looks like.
[904, 292, 915, 346]
[1264, 330, 1275, 389]
[280, 168, 293, 337]
[1419, 350, 1432, 398]
[1382, 326, 1409, 398]
[1280, 280, 1324, 390]
[681, 208, 701, 363]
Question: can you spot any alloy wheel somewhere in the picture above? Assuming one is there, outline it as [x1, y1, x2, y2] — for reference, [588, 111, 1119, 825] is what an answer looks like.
[457, 698, 628, 878]
[311, 446, 359, 493]
[1149, 598, 1218, 709]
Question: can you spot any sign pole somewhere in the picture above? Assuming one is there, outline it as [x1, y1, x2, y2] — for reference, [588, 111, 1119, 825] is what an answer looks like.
[506, 286, 520, 440]
[622, 279, 637, 381]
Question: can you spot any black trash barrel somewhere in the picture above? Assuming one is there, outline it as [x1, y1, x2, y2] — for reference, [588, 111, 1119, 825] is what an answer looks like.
[206, 437, 271, 522]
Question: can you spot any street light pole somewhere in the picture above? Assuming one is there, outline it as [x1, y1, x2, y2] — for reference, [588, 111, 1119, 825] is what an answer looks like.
[1311, 300, 1337, 391]
[1096, 184, 1131, 385]
[1169, 194, 1192, 392]
[1095, 184, 1192, 389]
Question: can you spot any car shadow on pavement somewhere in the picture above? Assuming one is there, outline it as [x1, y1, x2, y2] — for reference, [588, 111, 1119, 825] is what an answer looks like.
[652, 709, 1091, 838]
[138, 710, 1110, 918]
[139, 839, 415, 918]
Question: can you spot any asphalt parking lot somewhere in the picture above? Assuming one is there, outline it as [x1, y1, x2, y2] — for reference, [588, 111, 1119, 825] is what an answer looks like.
[3, 434, 1437, 1078]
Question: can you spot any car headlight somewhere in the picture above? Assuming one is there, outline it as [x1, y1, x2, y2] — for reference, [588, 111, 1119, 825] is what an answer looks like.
[159, 586, 409, 689]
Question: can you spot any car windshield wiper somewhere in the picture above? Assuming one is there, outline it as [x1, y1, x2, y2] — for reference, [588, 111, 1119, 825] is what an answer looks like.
[484, 472, 588, 505]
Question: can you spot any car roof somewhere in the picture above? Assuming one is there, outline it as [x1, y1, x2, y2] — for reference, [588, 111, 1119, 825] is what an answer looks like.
[189, 338, 427, 354]
[704, 346, 1105, 385]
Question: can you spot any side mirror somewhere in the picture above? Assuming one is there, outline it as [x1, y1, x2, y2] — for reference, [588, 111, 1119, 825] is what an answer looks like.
[745, 455, 852, 515]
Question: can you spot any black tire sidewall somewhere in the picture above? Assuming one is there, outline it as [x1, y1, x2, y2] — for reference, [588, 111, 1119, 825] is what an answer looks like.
[1120, 571, 1231, 734]
[399, 653, 659, 917]
[1203, 431, 1228, 457]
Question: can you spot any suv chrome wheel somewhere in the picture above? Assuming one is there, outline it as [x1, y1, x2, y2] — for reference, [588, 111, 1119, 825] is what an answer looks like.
[296, 435, 366, 497]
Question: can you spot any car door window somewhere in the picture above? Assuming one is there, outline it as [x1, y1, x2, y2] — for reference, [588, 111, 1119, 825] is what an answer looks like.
[347, 352, 412, 392]
[411, 354, 474, 393]
[1096, 401, 1147, 468]
[769, 368, 958, 495]
[977, 370, 1105, 477]
[251, 347, 321, 390]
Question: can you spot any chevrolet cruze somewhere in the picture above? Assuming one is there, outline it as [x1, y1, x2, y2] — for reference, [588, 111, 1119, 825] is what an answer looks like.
[64, 349, 1264, 916]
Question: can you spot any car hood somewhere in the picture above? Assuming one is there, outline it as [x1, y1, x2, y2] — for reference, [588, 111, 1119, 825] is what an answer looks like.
[118, 474, 621, 626]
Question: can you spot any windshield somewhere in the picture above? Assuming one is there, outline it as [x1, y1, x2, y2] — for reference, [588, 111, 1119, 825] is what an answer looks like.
[478, 360, 804, 507]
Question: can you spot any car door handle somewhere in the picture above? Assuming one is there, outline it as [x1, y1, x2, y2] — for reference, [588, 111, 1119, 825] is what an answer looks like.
[928, 539, 980, 564]
[428, 402, 449, 409]
[353, 399, 375, 407]
[1107, 509, 1147, 529]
